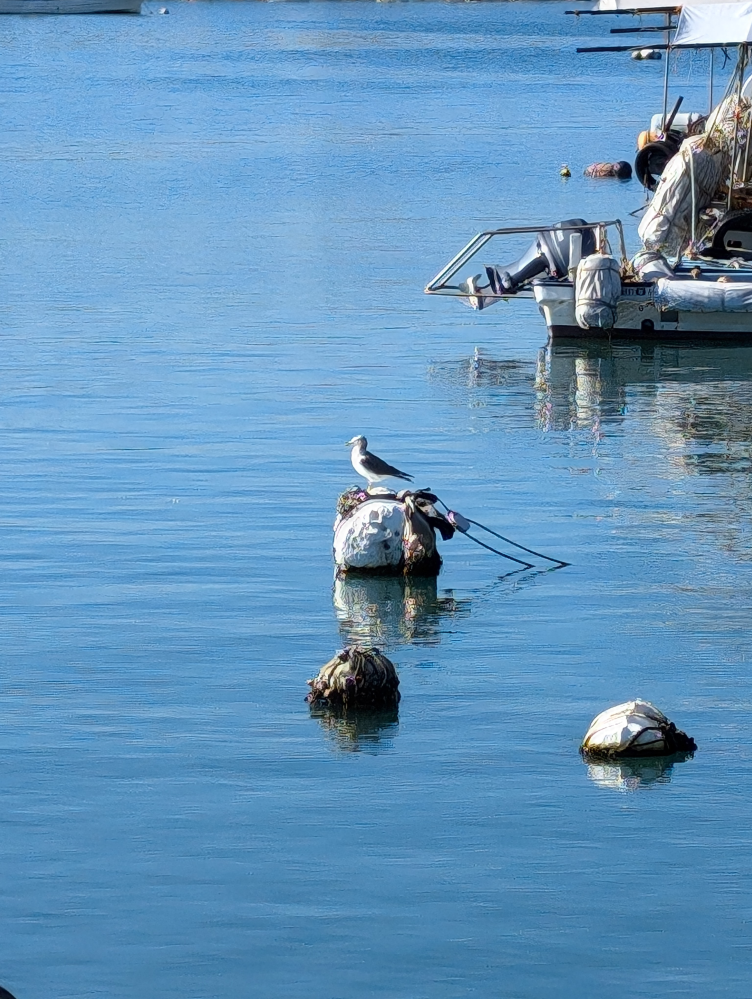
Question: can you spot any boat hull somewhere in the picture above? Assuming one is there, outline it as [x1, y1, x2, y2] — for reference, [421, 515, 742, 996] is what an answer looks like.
[535, 280, 752, 339]
[0, 0, 140, 11]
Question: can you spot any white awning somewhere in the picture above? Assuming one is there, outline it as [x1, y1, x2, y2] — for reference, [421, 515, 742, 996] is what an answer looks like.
[593, 0, 739, 13]
[673, 1, 752, 44]
[593, 0, 675, 11]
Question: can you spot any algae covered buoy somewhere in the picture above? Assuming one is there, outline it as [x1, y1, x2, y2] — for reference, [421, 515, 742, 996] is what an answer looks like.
[580, 700, 696, 759]
[584, 161, 632, 180]
[560, 165, 571, 178]
[307, 646, 400, 708]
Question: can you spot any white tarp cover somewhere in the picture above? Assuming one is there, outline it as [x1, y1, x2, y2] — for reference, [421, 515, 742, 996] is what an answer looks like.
[672, 2, 752, 45]
[655, 277, 752, 311]
[637, 135, 725, 255]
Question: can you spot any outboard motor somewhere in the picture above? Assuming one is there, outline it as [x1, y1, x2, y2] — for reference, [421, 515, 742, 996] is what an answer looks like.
[485, 219, 596, 294]
[701, 209, 752, 260]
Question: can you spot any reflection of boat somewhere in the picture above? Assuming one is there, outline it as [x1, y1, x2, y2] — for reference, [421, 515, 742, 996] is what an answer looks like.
[333, 574, 471, 647]
[0, 0, 141, 11]
[585, 752, 693, 791]
[429, 348, 535, 392]
[537, 338, 752, 441]
[426, 5, 752, 338]
[309, 704, 399, 754]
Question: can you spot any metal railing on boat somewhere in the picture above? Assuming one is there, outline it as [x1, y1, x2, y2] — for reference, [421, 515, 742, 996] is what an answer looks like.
[424, 219, 628, 298]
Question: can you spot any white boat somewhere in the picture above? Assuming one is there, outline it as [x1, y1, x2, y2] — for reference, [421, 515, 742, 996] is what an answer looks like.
[0, 0, 140, 12]
[426, 1, 752, 339]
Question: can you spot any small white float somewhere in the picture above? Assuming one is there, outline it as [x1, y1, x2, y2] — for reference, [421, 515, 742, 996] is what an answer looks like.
[580, 700, 696, 758]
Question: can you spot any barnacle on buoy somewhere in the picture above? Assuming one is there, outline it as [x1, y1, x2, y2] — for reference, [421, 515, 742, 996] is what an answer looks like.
[580, 700, 696, 759]
[307, 646, 400, 708]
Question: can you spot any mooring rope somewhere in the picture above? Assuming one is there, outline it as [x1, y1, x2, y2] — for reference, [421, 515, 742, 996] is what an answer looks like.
[435, 498, 569, 568]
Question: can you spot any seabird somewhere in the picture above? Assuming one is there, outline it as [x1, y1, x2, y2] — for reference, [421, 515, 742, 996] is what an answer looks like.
[345, 435, 413, 488]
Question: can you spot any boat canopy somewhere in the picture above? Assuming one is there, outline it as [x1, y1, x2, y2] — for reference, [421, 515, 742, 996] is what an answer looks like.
[592, 0, 735, 12]
[672, 1, 752, 44]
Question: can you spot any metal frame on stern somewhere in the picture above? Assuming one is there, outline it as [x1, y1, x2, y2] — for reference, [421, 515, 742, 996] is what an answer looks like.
[424, 220, 628, 301]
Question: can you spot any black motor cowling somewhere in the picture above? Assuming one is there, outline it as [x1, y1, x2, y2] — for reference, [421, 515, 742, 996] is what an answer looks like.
[701, 209, 752, 260]
[485, 219, 596, 294]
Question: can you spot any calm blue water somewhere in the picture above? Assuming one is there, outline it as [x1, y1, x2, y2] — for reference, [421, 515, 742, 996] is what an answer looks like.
[0, 3, 750, 996]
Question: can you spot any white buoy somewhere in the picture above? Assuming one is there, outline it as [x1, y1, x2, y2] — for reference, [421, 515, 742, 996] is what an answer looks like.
[333, 488, 445, 576]
[334, 498, 406, 571]
[631, 48, 661, 60]
[580, 700, 696, 758]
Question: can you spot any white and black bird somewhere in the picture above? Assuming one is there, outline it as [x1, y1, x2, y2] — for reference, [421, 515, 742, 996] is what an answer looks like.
[345, 435, 414, 488]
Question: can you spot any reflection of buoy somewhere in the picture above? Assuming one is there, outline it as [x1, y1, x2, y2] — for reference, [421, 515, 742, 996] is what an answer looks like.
[333, 574, 471, 647]
[560, 165, 571, 178]
[586, 755, 688, 792]
[307, 647, 400, 708]
[309, 703, 399, 753]
[580, 700, 696, 758]
[631, 48, 661, 60]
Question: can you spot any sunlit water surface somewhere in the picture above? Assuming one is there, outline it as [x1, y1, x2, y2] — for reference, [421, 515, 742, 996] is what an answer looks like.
[0, 3, 750, 997]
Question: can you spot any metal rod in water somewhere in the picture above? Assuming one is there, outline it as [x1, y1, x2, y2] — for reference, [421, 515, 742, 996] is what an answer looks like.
[728, 46, 747, 212]
[742, 49, 751, 188]
[689, 134, 698, 252]
[662, 13, 671, 129]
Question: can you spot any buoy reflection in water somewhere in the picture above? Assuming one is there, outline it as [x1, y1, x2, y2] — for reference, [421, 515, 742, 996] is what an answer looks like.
[308, 704, 400, 755]
[333, 575, 471, 647]
[585, 752, 693, 792]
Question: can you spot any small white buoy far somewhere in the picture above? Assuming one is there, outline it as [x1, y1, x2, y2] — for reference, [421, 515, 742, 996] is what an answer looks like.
[631, 48, 661, 60]
[580, 700, 696, 758]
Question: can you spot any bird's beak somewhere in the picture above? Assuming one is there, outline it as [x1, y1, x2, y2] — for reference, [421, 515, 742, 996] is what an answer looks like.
[344, 438, 355, 446]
